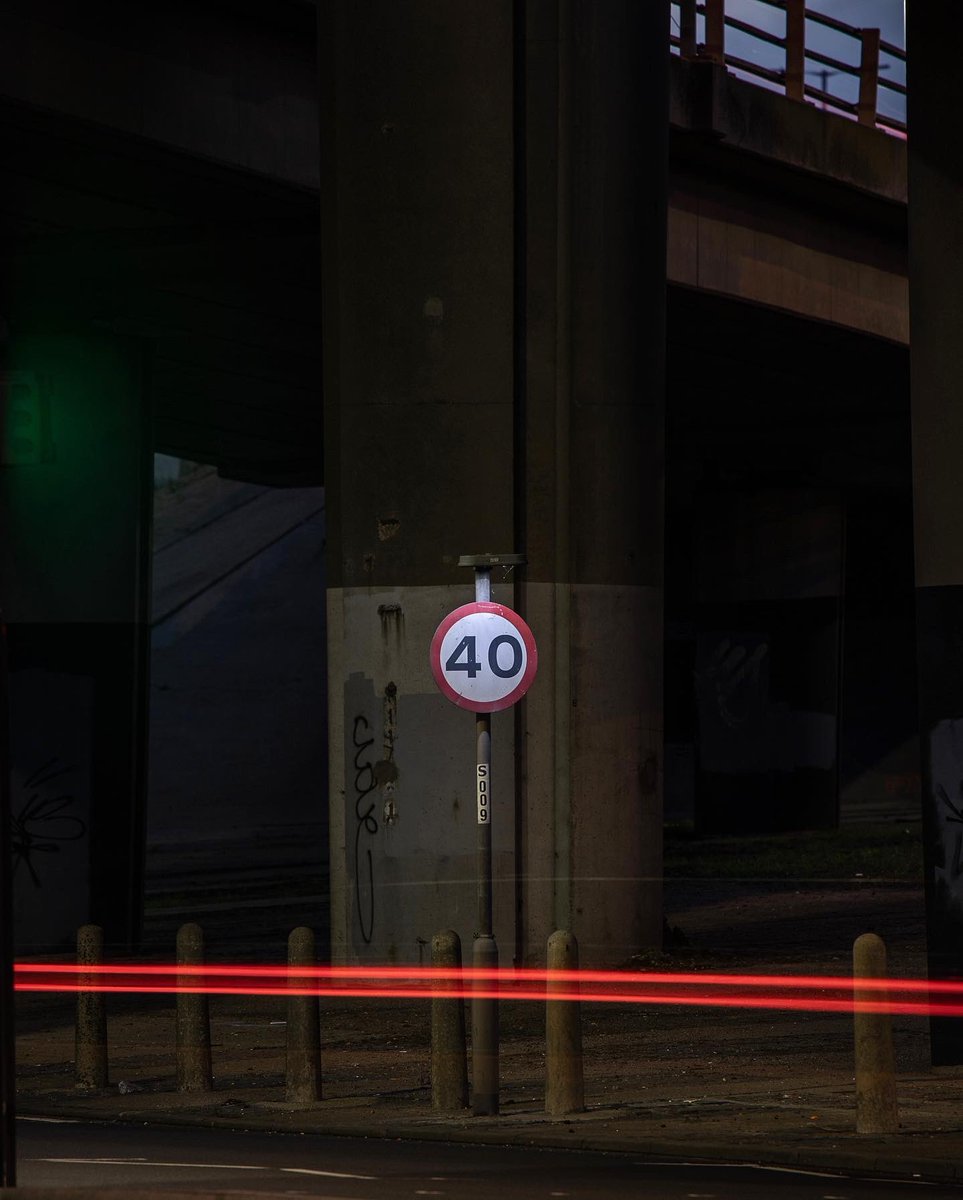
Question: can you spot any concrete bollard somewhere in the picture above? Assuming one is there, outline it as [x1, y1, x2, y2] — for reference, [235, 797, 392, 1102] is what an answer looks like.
[430, 929, 468, 1111]
[176, 922, 213, 1093]
[545, 929, 584, 1116]
[853, 932, 898, 1134]
[75, 924, 108, 1089]
[286, 926, 322, 1104]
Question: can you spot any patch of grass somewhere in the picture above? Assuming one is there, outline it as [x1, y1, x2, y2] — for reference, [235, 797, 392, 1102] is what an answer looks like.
[664, 821, 924, 882]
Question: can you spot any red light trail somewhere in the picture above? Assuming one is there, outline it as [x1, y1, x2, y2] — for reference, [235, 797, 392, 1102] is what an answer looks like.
[12, 962, 963, 1017]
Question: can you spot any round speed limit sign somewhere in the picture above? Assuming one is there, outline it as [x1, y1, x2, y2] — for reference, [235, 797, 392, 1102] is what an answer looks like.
[430, 601, 538, 713]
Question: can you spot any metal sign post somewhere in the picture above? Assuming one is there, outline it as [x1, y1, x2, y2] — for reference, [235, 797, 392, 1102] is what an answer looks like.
[469, 560, 497, 1116]
[0, 613, 15, 1186]
[430, 553, 536, 1117]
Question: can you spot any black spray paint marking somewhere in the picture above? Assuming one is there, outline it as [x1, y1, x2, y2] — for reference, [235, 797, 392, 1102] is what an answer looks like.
[11, 757, 86, 887]
[698, 637, 769, 729]
[380, 683, 398, 825]
[352, 715, 378, 944]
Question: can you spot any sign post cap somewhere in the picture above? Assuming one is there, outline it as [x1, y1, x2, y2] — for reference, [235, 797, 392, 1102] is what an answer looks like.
[457, 553, 526, 568]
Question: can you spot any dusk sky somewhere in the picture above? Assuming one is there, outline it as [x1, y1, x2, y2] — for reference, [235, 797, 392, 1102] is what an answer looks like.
[727, 0, 903, 45]
[786, 0, 903, 45]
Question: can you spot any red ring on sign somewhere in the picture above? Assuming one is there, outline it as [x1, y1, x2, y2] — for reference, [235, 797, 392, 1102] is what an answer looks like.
[430, 601, 538, 713]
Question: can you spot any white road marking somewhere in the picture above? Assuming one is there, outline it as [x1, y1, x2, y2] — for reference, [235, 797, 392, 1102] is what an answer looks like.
[31, 1153, 378, 1182]
[33, 1157, 266, 1170]
[18, 1117, 83, 1125]
[31, 1158, 146, 1165]
[282, 1167, 378, 1180]
[642, 1162, 845, 1180]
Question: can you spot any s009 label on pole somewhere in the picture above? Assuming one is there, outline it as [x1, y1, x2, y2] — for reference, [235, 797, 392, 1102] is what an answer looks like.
[477, 762, 490, 823]
[430, 602, 538, 713]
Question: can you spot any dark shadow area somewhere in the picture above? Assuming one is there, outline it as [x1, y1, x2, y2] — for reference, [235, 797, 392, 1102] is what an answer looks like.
[144, 458, 328, 959]
[665, 285, 917, 836]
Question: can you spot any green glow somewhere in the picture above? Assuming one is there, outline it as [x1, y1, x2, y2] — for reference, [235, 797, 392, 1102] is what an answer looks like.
[1, 335, 147, 623]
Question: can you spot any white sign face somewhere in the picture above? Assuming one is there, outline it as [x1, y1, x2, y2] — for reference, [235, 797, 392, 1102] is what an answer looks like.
[430, 602, 538, 713]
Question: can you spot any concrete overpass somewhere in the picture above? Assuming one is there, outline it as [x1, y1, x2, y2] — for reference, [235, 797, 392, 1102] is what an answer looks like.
[1, 0, 948, 1013]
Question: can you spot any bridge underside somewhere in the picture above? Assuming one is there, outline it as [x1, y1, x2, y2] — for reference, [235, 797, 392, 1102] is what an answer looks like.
[0, 38, 917, 956]
[1, 100, 322, 946]
[2, 99, 322, 486]
[666, 286, 914, 833]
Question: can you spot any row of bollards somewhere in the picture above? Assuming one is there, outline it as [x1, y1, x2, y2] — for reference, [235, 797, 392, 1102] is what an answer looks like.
[72, 922, 900, 1132]
[75, 921, 581, 1115]
[430, 928, 584, 1116]
[74, 922, 323, 1103]
[434, 927, 902, 1127]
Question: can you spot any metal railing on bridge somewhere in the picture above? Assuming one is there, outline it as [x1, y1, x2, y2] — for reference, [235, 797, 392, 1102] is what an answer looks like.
[671, 0, 907, 138]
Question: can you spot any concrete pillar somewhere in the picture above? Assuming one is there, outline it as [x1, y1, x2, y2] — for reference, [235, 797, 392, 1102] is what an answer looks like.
[1, 331, 150, 952]
[320, 1, 666, 966]
[320, 1, 516, 964]
[519, 0, 668, 962]
[908, 0, 963, 1065]
[0, 620, 13, 1186]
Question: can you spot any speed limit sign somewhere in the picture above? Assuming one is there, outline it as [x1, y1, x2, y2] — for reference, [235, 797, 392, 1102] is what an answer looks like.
[430, 601, 538, 713]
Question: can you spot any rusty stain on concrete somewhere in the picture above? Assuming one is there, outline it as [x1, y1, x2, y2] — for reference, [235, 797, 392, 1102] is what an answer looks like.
[640, 753, 659, 797]
[377, 682, 399, 825]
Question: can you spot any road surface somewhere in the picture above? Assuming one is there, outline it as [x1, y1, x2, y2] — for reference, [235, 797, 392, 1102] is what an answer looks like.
[13, 1117, 963, 1198]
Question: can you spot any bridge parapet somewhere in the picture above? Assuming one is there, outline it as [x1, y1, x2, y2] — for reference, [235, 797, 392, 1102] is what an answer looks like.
[672, 0, 906, 138]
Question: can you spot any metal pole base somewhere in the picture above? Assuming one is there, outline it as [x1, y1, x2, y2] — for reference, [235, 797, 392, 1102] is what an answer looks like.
[471, 933, 499, 1115]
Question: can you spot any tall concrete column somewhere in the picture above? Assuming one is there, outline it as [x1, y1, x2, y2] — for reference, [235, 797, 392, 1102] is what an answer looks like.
[321, 1, 666, 966]
[519, 1, 668, 963]
[320, 2, 517, 962]
[908, 0, 963, 1063]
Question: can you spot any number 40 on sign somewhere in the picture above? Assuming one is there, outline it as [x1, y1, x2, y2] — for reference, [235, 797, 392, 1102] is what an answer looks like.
[430, 601, 538, 714]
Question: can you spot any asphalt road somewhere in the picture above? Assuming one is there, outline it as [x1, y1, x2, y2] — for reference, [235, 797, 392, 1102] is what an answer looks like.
[12, 1118, 963, 1199]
